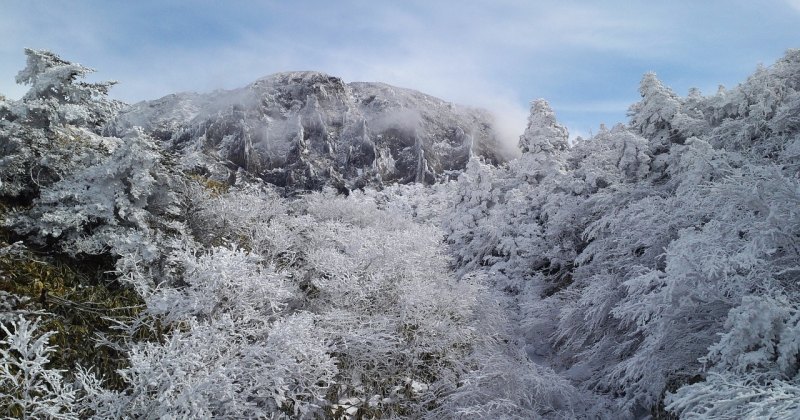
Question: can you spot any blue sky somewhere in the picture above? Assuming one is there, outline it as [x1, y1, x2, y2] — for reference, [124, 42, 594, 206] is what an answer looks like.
[1, 1, 799, 140]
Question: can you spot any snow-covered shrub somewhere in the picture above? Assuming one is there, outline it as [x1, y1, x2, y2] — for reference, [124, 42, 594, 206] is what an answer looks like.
[666, 296, 800, 418]
[666, 372, 800, 419]
[76, 241, 331, 418]
[186, 182, 307, 267]
[79, 313, 338, 419]
[298, 190, 483, 416]
[145, 245, 296, 325]
[0, 316, 79, 419]
[366, 181, 454, 225]
[705, 296, 800, 379]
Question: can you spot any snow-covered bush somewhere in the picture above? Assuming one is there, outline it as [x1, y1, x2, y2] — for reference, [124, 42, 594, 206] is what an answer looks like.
[666, 296, 800, 418]
[78, 313, 338, 419]
[0, 316, 79, 419]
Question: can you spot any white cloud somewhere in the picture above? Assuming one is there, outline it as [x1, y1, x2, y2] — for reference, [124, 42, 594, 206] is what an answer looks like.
[555, 99, 637, 114]
[784, 0, 800, 12]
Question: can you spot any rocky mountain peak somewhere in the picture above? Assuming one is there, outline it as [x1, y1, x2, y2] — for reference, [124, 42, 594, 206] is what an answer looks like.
[111, 71, 512, 192]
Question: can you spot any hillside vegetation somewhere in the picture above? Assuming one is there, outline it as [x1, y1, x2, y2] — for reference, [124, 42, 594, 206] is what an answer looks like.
[1, 48, 799, 418]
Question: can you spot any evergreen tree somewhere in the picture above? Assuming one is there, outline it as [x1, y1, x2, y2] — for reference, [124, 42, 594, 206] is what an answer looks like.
[0, 49, 122, 200]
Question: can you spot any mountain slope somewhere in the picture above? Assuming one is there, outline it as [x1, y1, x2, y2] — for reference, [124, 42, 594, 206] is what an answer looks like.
[111, 71, 512, 191]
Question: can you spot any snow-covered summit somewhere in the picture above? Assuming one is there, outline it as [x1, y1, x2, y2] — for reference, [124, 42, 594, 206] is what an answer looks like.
[111, 71, 511, 191]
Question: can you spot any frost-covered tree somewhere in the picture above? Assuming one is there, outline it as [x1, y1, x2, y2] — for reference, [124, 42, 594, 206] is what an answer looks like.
[6, 128, 182, 283]
[443, 157, 510, 278]
[629, 72, 682, 149]
[518, 99, 569, 156]
[513, 99, 569, 188]
[445, 101, 574, 291]
[0, 49, 122, 199]
[442, 49, 800, 417]
[14, 49, 120, 128]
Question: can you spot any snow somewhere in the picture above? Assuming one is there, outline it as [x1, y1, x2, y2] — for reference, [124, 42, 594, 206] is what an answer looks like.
[3, 47, 800, 419]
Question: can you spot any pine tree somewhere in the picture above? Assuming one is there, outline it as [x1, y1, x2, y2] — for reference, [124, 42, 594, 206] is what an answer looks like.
[0, 49, 122, 200]
[518, 99, 569, 155]
[629, 72, 682, 149]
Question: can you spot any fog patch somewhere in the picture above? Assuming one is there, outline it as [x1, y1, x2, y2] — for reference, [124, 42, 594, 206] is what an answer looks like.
[484, 98, 527, 159]
[367, 108, 423, 137]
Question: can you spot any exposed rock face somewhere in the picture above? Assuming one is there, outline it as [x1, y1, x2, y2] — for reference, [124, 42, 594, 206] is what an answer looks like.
[110, 71, 511, 191]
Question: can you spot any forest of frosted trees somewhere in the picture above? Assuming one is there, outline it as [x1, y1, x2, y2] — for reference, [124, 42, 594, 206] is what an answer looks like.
[1, 48, 799, 419]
